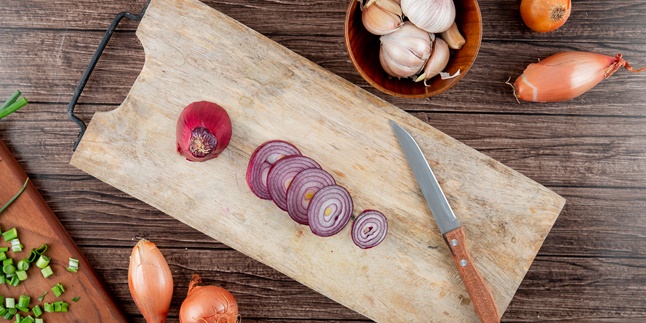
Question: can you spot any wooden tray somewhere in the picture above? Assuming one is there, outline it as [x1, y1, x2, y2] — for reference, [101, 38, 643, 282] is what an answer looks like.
[0, 140, 126, 322]
[70, 0, 566, 321]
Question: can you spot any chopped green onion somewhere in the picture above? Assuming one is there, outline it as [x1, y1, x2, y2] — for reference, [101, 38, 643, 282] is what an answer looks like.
[6, 298, 14, 308]
[72, 296, 80, 302]
[0, 179, 29, 215]
[67, 257, 79, 273]
[37, 292, 47, 303]
[2, 307, 15, 319]
[14, 313, 20, 322]
[9, 275, 19, 287]
[0, 97, 28, 120]
[10, 239, 23, 252]
[2, 228, 18, 242]
[31, 305, 42, 318]
[35, 256, 49, 269]
[0, 247, 8, 252]
[0, 296, 4, 305]
[3, 259, 13, 266]
[3, 264, 16, 275]
[43, 303, 53, 313]
[0, 91, 21, 111]
[17, 260, 29, 271]
[34, 245, 47, 255]
[17, 296, 29, 309]
[40, 266, 53, 278]
[51, 283, 64, 297]
[35, 319, 42, 323]
[0, 308, 6, 316]
[0, 252, 6, 261]
[15, 271, 27, 281]
[0, 275, 5, 284]
[52, 301, 68, 313]
[27, 251, 37, 263]
[19, 315, 33, 323]
[16, 306, 28, 313]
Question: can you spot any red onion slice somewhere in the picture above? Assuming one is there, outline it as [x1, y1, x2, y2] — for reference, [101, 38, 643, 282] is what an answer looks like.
[267, 156, 321, 211]
[308, 185, 353, 237]
[286, 169, 336, 225]
[351, 210, 388, 249]
[247, 140, 301, 200]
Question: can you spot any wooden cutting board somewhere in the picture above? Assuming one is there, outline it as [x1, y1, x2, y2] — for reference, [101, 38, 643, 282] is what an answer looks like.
[70, 0, 565, 321]
[0, 140, 126, 322]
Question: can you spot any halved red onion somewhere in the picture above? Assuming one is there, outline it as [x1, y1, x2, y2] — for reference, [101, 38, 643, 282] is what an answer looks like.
[267, 156, 321, 211]
[246, 140, 301, 200]
[308, 185, 353, 237]
[351, 210, 388, 249]
[286, 169, 336, 225]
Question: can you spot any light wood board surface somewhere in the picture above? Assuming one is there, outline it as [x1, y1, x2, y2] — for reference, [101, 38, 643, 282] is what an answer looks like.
[70, 0, 565, 321]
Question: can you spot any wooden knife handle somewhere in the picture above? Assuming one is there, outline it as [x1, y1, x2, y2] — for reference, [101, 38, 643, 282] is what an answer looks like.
[444, 227, 500, 323]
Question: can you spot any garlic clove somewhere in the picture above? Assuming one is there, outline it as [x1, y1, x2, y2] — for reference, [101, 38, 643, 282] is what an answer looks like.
[361, 0, 404, 35]
[415, 37, 451, 85]
[379, 22, 432, 78]
[440, 22, 465, 50]
[401, 0, 456, 33]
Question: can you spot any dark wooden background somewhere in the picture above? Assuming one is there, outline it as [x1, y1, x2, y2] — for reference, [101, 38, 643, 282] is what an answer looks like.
[1, 0, 645, 321]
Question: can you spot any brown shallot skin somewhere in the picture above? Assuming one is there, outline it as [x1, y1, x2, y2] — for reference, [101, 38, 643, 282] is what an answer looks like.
[513, 52, 646, 102]
[179, 274, 239, 323]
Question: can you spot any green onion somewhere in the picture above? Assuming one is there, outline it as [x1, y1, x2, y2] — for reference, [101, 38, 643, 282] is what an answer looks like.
[14, 313, 20, 322]
[67, 258, 79, 273]
[10, 239, 23, 252]
[0, 97, 28, 120]
[34, 245, 47, 255]
[35, 319, 42, 323]
[52, 301, 68, 313]
[17, 296, 28, 309]
[51, 283, 64, 297]
[16, 306, 28, 313]
[35, 255, 49, 269]
[0, 296, 4, 305]
[6, 298, 14, 308]
[43, 303, 53, 313]
[27, 251, 37, 263]
[0, 91, 21, 111]
[72, 296, 80, 302]
[2, 307, 15, 319]
[31, 305, 42, 317]
[10, 275, 19, 287]
[17, 260, 29, 271]
[19, 315, 34, 323]
[0, 247, 8, 252]
[16, 271, 27, 281]
[3, 264, 16, 275]
[0, 252, 6, 261]
[40, 266, 53, 278]
[0, 308, 6, 316]
[37, 292, 47, 303]
[3, 259, 13, 266]
[0, 179, 29, 215]
[2, 228, 18, 242]
[0, 275, 5, 284]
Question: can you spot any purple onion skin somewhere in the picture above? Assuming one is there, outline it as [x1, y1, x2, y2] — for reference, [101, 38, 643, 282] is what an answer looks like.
[246, 140, 301, 200]
[286, 169, 336, 225]
[267, 156, 321, 211]
[308, 185, 353, 237]
[351, 210, 388, 249]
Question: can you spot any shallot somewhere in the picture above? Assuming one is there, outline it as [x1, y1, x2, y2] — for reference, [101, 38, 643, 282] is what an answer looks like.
[128, 239, 173, 323]
[179, 274, 239, 323]
[513, 51, 646, 102]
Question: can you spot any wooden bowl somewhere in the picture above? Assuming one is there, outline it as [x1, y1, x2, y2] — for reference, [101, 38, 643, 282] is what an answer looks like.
[344, 0, 482, 98]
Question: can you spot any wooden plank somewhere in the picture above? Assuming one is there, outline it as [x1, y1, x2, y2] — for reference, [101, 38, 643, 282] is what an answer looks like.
[68, 0, 564, 321]
[1, 0, 645, 43]
[1, 29, 645, 116]
[80, 247, 646, 321]
[0, 140, 127, 322]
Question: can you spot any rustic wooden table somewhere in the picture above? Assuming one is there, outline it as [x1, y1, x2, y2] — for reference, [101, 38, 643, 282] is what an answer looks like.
[1, 0, 645, 321]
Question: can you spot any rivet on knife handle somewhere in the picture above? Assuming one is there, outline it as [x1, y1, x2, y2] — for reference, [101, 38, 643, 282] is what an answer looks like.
[444, 227, 500, 323]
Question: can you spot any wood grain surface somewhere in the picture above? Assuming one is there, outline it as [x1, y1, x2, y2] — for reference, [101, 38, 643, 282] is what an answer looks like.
[1, 0, 645, 322]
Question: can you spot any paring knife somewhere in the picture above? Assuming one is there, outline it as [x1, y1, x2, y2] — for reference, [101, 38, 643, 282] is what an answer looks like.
[389, 120, 500, 323]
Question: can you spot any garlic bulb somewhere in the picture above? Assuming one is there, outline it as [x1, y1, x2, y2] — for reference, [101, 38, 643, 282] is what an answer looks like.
[379, 22, 432, 78]
[401, 0, 456, 33]
[415, 37, 450, 84]
[361, 0, 404, 35]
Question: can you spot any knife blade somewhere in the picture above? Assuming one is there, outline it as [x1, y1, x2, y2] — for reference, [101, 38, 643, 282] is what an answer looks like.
[389, 120, 500, 323]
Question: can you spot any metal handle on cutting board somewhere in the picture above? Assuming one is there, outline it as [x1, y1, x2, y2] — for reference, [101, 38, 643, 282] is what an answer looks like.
[67, 0, 151, 151]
